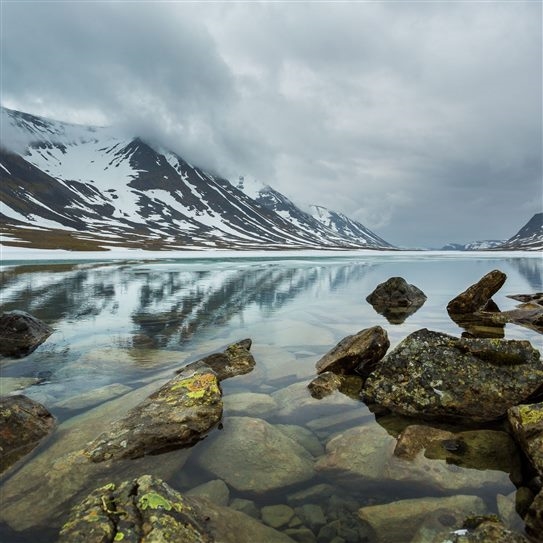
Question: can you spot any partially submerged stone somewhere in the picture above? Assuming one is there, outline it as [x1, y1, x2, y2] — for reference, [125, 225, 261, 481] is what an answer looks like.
[358, 495, 486, 543]
[196, 416, 315, 494]
[0, 310, 53, 358]
[178, 338, 256, 381]
[84, 366, 222, 462]
[0, 395, 55, 473]
[315, 326, 389, 376]
[58, 474, 293, 543]
[366, 277, 427, 324]
[362, 329, 542, 422]
[447, 270, 506, 315]
[524, 489, 543, 541]
[308, 372, 342, 399]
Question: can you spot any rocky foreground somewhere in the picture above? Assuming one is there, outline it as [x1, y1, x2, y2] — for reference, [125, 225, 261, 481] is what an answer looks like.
[1, 270, 542, 543]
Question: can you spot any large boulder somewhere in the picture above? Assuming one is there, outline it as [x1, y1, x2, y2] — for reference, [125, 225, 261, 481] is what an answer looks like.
[58, 474, 294, 543]
[0, 395, 55, 473]
[177, 339, 256, 381]
[362, 329, 542, 422]
[84, 366, 223, 462]
[196, 416, 315, 494]
[366, 277, 427, 324]
[315, 326, 389, 376]
[447, 270, 506, 314]
[507, 402, 543, 476]
[0, 310, 53, 358]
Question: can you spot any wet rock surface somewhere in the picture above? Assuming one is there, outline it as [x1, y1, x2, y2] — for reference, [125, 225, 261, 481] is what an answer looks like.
[196, 416, 315, 493]
[0, 310, 53, 358]
[315, 326, 389, 376]
[58, 474, 294, 543]
[84, 366, 223, 462]
[0, 394, 55, 473]
[366, 276, 427, 324]
[362, 328, 542, 422]
[179, 339, 256, 381]
[447, 269, 507, 315]
[307, 372, 342, 399]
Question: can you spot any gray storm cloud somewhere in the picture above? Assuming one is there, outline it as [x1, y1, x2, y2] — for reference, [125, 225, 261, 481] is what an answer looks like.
[1, 1, 541, 247]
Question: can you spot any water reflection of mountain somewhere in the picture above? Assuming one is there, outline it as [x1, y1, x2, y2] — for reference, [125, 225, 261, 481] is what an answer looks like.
[507, 258, 543, 291]
[131, 263, 375, 347]
[0, 261, 374, 349]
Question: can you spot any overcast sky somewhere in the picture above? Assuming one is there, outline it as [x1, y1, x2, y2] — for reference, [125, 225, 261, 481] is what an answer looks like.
[1, 1, 541, 248]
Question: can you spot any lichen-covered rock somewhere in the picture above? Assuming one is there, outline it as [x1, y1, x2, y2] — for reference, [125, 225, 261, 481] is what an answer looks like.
[447, 270, 506, 314]
[362, 329, 542, 422]
[315, 326, 389, 376]
[196, 416, 315, 494]
[357, 495, 487, 543]
[58, 474, 294, 543]
[0, 310, 53, 358]
[366, 277, 427, 324]
[0, 395, 55, 473]
[507, 402, 543, 476]
[178, 339, 256, 381]
[84, 366, 222, 462]
[307, 372, 342, 398]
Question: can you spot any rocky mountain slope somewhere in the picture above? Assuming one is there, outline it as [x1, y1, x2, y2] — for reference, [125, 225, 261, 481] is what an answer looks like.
[498, 213, 542, 250]
[0, 107, 394, 251]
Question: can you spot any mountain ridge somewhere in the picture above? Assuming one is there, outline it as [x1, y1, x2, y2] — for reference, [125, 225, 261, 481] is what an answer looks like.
[1, 106, 395, 251]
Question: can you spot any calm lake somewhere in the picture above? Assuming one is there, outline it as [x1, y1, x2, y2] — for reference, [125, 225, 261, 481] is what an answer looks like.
[1, 252, 542, 542]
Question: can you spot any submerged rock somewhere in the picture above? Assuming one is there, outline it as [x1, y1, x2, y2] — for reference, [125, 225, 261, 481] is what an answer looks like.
[387, 424, 521, 491]
[84, 366, 222, 462]
[358, 495, 486, 543]
[362, 328, 542, 422]
[196, 416, 315, 494]
[0, 395, 55, 473]
[0, 310, 53, 358]
[366, 277, 427, 324]
[178, 338, 256, 381]
[447, 269, 506, 315]
[58, 474, 293, 543]
[315, 326, 389, 376]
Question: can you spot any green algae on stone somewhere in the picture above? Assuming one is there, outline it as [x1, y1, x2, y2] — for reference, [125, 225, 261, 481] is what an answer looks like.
[138, 492, 173, 511]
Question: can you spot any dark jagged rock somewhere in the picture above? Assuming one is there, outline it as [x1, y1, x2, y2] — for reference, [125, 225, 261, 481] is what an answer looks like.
[479, 296, 543, 334]
[84, 366, 222, 462]
[447, 270, 506, 314]
[177, 339, 256, 381]
[362, 329, 542, 422]
[315, 326, 389, 377]
[0, 395, 55, 473]
[58, 474, 293, 543]
[507, 402, 543, 476]
[0, 310, 53, 358]
[366, 277, 426, 323]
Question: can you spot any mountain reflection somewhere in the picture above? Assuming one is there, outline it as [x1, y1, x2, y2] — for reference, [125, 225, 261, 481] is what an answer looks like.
[0, 260, 374, 350]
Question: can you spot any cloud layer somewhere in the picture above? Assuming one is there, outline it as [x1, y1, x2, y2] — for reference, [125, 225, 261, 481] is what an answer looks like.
[2, 1, 541, 247]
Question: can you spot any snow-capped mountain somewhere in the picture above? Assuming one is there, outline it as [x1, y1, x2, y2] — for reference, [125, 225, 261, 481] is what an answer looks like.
[0, 107, 394, 251]
[310, 205, 394, 248]
[498, 213, 543, 251]
[237, 177, 394, 249]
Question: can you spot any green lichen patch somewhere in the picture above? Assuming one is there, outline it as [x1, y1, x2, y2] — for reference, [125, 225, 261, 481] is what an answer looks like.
[517, 404, 543, 426]
[138, 492, 173, 511]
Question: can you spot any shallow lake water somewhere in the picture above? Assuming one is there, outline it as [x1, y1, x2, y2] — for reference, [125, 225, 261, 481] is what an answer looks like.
[0, 253, 542, 542]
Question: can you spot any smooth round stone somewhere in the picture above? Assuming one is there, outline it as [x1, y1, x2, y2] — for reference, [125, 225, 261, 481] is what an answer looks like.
[261, 504, 295, 529]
